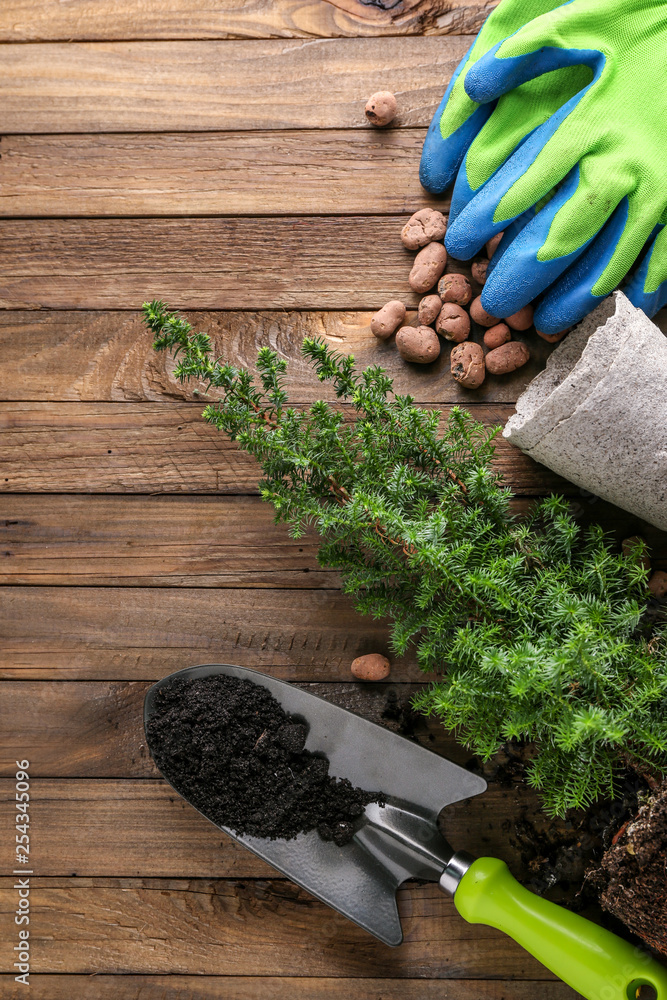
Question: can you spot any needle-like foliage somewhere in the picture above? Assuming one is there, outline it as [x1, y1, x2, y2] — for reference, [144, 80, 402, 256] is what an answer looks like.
[143, 300, 667, 816]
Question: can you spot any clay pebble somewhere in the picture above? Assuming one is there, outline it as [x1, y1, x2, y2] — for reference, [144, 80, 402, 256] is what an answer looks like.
[485, 341, 530, 375]
[438, 273, 472, 307]
[418, 294, 442, 326]
[409, 242, 448, 294]
[537, 328, 570, 343]
[486, 232, 504, 258]
[649, 570, 667, 599]
[351, 653, 391, 681]
[365, 91, 397, 127]
[471, 260, 488, 285]
[371, 300, 406, 339]
[401, 209, 447, 251]
[436, 303, 470, 343]
[470, 296, 499, 327]
[483, 323, 511, 350]
[396, 325, 441, 364]
[505, 305, 534, 331]
[451, 341, 485, 389]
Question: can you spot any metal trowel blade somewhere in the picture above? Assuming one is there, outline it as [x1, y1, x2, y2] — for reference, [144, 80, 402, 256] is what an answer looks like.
[144, 663, 487, 946]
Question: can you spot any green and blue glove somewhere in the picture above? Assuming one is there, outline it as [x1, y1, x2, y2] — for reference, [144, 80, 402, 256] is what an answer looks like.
[422, 0, 667, 333]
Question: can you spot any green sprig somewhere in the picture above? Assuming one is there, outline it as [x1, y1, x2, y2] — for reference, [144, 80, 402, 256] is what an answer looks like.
[143, 301, 667, 816]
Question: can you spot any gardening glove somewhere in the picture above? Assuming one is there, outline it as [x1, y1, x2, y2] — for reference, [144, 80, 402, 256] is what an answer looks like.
[445, 0, 667, 332]
[419, 0, 591, 200]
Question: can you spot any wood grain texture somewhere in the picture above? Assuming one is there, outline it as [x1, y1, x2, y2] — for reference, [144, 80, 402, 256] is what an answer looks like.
[0, 37, 470, 133]
[0, 217, 450, 310]
[0, 309, 549, 404]
[0, 496, 330, 589]
[0, 585, 414, 679]
[0, 877, 555, 978]
[0, 0, 495, 41]
[0, 977, 576, 1000]
[0, 131, 437, 217]
[0, 402, 567, 494]
[2, 495, 663, 588]
[0, 778, 536, 878]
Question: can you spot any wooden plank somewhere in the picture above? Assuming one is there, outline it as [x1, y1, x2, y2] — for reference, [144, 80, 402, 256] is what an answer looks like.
[0, 778, 538, 878]
[2, 494, 662, 589]
[0, 402, 568, 494]
[0, 309, 549, 405]
[0, 877, 555, 978]
[0, 496, 331, 589]
[0, 217, 447, 310]
[0, 586, 415, 680]
[0, 38, 469, 134]
[0, 0, 494, 42]
[0, 131, 437, 216]
[0, 976, 577, 1000]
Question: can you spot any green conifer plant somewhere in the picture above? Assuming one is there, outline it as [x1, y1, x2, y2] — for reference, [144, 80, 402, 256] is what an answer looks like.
[143, 300, 667, 816]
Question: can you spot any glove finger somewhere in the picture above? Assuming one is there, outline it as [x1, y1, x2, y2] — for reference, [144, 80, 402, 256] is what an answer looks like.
[623, 225, 667, 318]
[479, 166, 604, 318]
[420, 47, 494, 195]
[450, 63, 592, 226]
[420, 0, 570, 194]
[446, 82, 603, 261]
[533, 198, 632, 334]
[486, 207, 539, 280]
[464, 3, 606, 106]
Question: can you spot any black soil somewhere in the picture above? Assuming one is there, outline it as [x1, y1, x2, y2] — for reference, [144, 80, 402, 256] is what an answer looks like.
[145, 673, 383, 845]
[592, 780, 667, 958]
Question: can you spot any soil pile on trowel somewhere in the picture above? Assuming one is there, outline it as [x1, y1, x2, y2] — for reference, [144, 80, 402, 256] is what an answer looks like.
[146, 673, 383, 845]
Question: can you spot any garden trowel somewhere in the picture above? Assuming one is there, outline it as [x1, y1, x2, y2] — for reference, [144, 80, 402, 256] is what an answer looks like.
[144, 663, 667, 1000]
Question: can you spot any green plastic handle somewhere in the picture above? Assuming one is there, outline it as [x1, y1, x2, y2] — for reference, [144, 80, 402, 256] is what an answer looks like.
[455, 858, 667, 1000]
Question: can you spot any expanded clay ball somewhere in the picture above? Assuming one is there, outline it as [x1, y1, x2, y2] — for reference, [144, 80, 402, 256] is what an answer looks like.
[483, 323, 511, 350]
[471, 260, 488, 285]
[649, 571, 667, 599]
[469, 296, 499, 327]
[418, 294, 442, 326]
[436, 302, 470, 343]
[401, 209, 447, 250]
[371, 300, 406, 339]
[485, 341, 530, 374]
[486, 232, 504, 258]
[438, 273, 472, 307]
[505, 305, 534, 331]
[451, 341, 485, 389]
[365, 91, 397, 127]
[351, 653, 391, 681]
[537, 328, 570, 343]
[409, 242, 448, 294]
[396, 325, 440, 364]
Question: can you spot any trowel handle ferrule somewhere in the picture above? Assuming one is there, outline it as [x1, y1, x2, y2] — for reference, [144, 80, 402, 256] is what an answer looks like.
[439, 850, 474, 895]
[453, 857, 667, 1000]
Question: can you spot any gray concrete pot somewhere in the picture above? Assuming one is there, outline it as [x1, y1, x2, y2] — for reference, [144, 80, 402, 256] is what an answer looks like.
[504, 292, 667, 531]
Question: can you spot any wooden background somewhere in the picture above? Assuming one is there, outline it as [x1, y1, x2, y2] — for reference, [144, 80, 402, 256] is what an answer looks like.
[1, 1, 666, 997]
